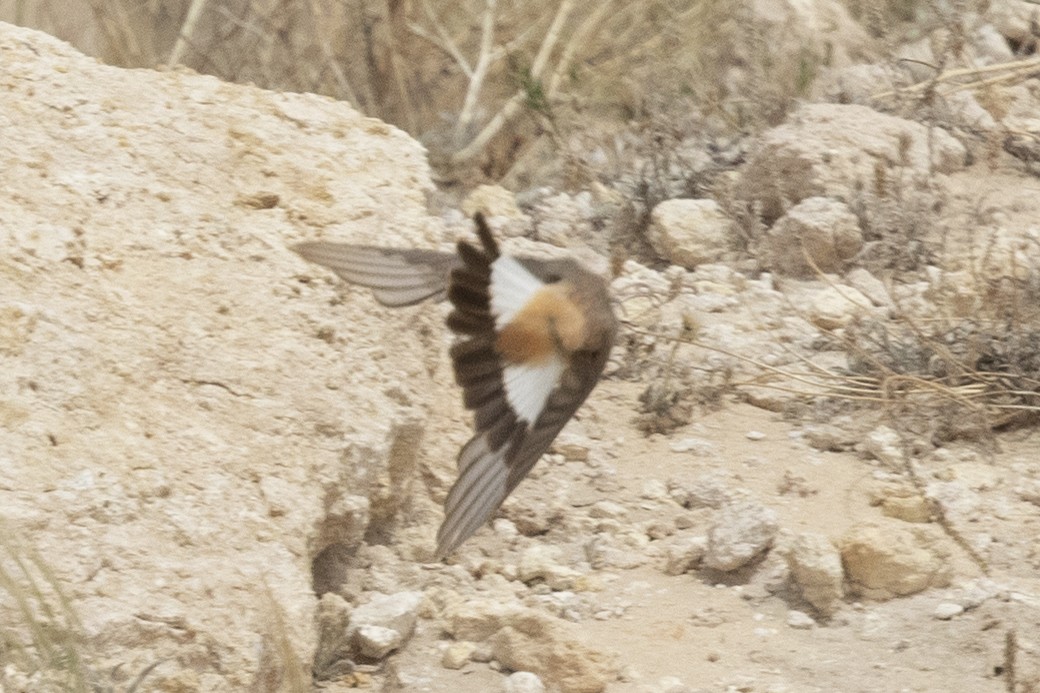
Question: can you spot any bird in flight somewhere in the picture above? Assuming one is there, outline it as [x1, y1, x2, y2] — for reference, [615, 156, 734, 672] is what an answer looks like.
[293, 214, 617, 559]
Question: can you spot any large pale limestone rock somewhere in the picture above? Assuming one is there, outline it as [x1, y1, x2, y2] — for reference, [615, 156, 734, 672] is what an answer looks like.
[0, 21, 444, 689]
[648, 199, 732, 269]
[490, 610, 617, 693]
[445, 599, 616, 692]
[704, 500, 779, 571]
[737, 103, 967, 222]
[764, 197, 863, 276]
[786, 533, 844, 616]
[839, 519, 953, 599]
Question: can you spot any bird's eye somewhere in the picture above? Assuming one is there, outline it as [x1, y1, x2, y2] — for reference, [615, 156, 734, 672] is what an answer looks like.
[545, 274, 562, 283]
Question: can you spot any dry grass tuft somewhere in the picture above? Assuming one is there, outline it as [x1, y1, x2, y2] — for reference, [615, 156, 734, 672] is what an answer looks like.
[2, 0, 758, 187]
[0, 520, 93, 692]
[252, 580, 311, 693]
[0, 521, 170, 692]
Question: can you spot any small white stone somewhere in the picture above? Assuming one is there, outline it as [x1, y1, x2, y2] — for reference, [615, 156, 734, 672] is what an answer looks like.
[504, 670, 546, 693]
[554, 440, 591, 461]
[353, 624, 402, 659]
[518, 545, 582, 590]
[933, 602, 964, 620]
[786, 610, 815, 629]
[806, 284, 872, 330]
[441, 641, 476, 669]
[493, 518, 519, 538]
[668, 474, 732, 509]
[641, 479, 669, 500]
[662, 536, 707, 576]
[863, 425, 904, 467]
[746, 430, 766, 441]
[471, 642, 495, 663]
[656, 675, 694, 693]
[349, 591, 423, 644]
[589, 500, 628, 519]
[668, 437, 717, 455]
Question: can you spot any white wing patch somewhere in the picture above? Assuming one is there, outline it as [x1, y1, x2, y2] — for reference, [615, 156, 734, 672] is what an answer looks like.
[502, 356, 565, 425]
[490, 254, 563, 424]
[489, 255, 545, 329]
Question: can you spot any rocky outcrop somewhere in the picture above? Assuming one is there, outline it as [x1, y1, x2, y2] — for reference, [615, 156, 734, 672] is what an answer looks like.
[0, 21, 444, 689]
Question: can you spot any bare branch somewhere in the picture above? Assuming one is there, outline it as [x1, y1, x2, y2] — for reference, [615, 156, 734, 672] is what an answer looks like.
[405, 21, 470, 77]
[168, 0, 210, 66]
[545, 0, 613, 98]
[449, 89, 528, 165]
[530, 0, 574, 79]
[455, 0, 498, 138]
[417, 0, 473, 76]
[450, 0, 579, 165]
[306, 0, 360, 105]
[386, 0, 419, 133]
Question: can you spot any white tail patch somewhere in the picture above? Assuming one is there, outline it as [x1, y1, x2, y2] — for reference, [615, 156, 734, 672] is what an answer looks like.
[502, 356, 565, 425]
[489, 255, 545, 330]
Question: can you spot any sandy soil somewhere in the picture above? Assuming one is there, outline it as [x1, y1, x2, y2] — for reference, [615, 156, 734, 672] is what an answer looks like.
[2, 14, 1040, 693]
[389, 379, 1038, 693]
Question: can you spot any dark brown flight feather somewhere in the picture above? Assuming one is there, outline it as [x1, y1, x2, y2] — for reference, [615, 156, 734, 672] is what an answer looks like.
[434, 222, 616, 558]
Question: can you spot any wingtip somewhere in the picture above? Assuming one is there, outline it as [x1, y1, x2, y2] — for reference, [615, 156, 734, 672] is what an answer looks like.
[291, 241, 335, 270]
[473, 212, 500, 260]
[433, 524, 464, 562]
[432, 540, 453, 563]
[289, 240, 314, 258]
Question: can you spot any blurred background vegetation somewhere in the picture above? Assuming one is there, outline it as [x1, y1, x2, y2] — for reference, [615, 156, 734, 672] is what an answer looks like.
[0, 0, 938, 188]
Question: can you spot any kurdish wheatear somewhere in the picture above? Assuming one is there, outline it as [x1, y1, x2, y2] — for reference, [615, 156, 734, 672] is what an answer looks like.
[294, 214, 617, 559]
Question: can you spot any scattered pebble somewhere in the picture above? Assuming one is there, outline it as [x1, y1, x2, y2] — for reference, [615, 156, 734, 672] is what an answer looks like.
[441, 641, 476, 669]
[863, 425, 904, 467]
[655, 675, 695, 693]
[504, 671, 546, 693]
[933, 602, 964, 620]
[493, 518, 520, 539]
[668, 474, 733, 509]
[641, 479, 669, 500]
[668, 437, 717, 455]
[704, 501, 779, 571]
[346, 591, 423, 660]
[354, 625, 402, 659]
[662, 535, 707, 576]
[589, 500, 628, 519]
[787, 610, 816, 629]
[518, 545, 582, 590]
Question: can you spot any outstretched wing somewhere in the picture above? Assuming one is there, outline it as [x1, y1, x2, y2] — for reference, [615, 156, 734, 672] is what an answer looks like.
[293, 242, 456, 307]
[435, 350, 608, 559]
[434, 215, 612, 558]
[291, 216, 614, 560]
